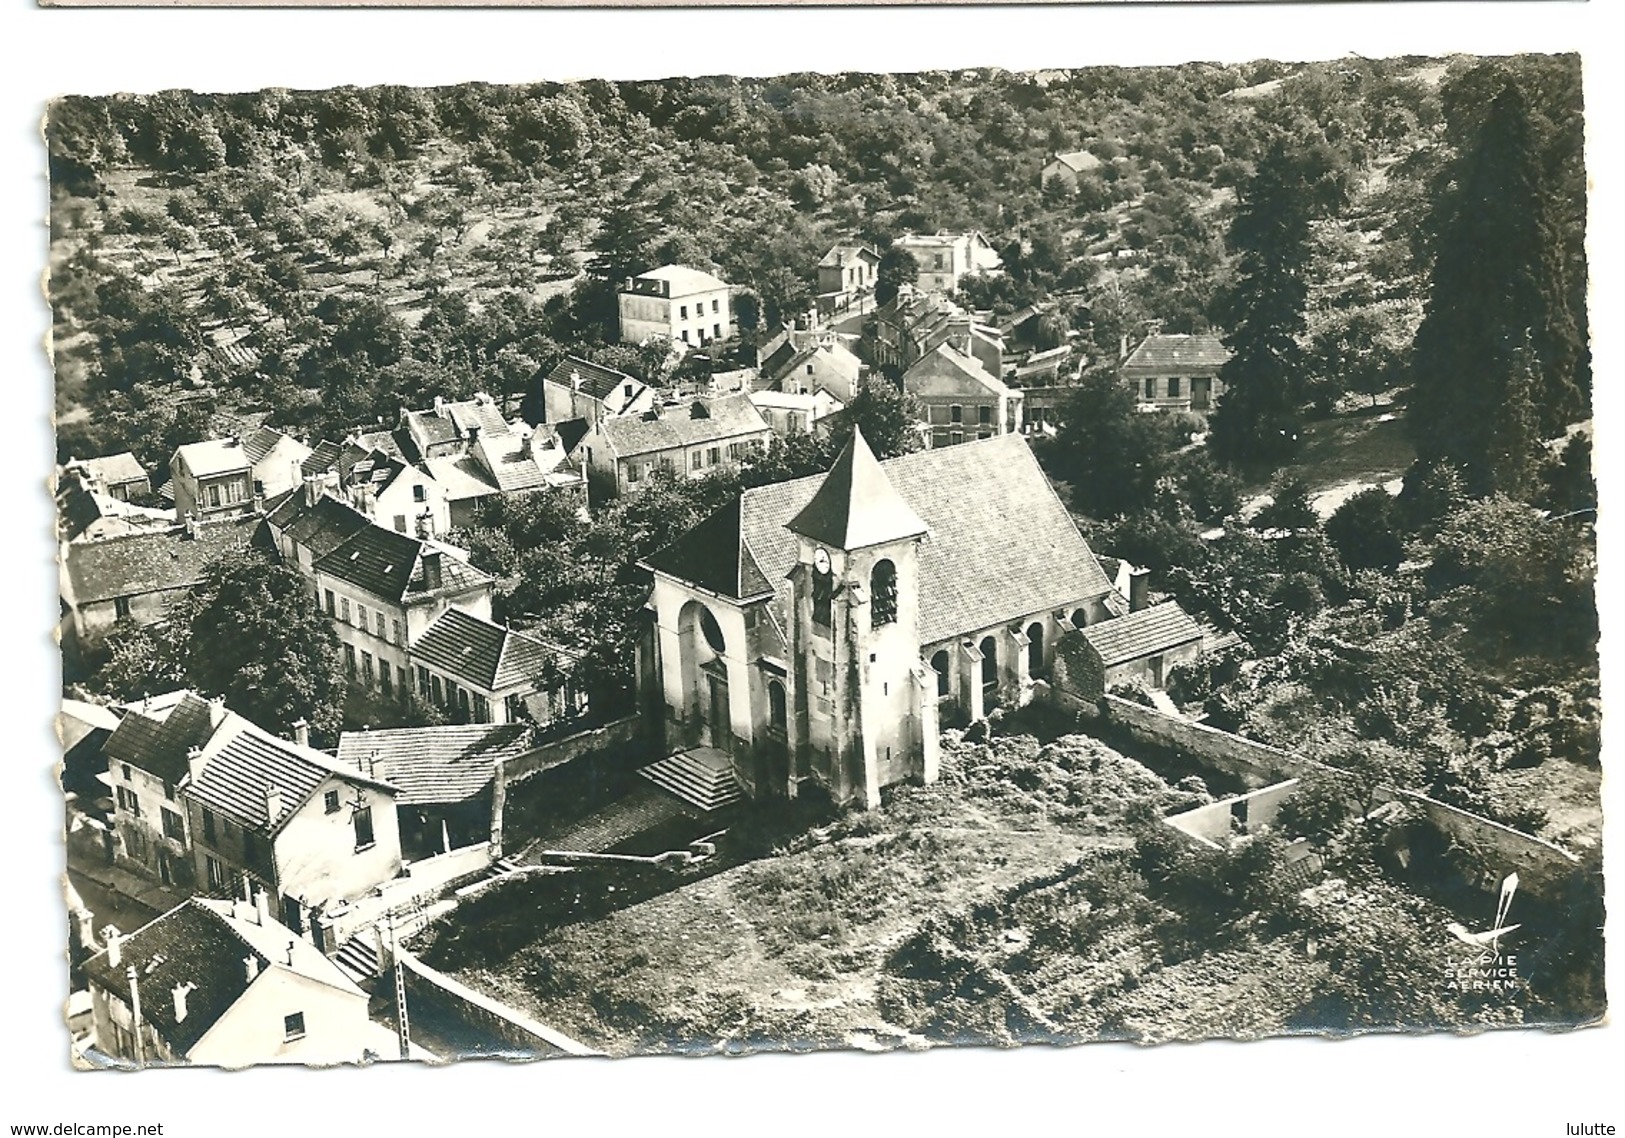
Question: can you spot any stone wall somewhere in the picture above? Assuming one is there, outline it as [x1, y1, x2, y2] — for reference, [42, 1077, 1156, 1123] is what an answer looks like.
[396, 948, 598, 1059]
[1100, 693, 1310, 788]
[1165, 779, 1302, 847]
[488, 715, 643, 856]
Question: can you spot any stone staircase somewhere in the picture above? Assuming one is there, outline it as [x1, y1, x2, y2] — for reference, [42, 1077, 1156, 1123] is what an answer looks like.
[639, 747, 743, 812]
[333, 933, 382, 985]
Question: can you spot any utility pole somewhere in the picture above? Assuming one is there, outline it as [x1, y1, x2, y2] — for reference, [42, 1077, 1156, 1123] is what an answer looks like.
[388, 911, 410, 1062]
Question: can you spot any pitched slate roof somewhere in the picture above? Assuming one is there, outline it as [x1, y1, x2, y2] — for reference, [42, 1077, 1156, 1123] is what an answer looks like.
[314, 525, 492, 606]
[644, 497, 775, 602]
[787, 429, 929, 551]
[1049, 150, 1103, 173]
[72, 452, 148, 488]
[543, 356, 642, 403]
[266, 493, 373, 561]
[410, 608, 580, 693]
[336, 724, 532, 806]
[473, 432, 575, 493]
[818, 244, 880, 268]
[82, 897, 364, 1057]
[184, 714, 396, 836]
[1081, 602, 1204, 667]
[61, 518, 258, 607]
[600, 393, 769, 460]
[301, 440, 346, 479]
[648, 433, 1114, 645]
[102, 692, 219, 785]
[1121, 333, 1232, 373]
[175, 439, 251, 478]
[904, 342, 1012, 398]
[634, 264, 730, 296]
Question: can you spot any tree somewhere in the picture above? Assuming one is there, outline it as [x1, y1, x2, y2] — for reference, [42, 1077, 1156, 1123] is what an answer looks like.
[875, 245, 920, 307]
[1049, 370, 1170, 518]
[1208, 135, 1347, 468]
[833, 380, 924, 461]
[183, 551, 347, 742]
[1325, 487, 1405, 573]
[1409, 79, 1586, 495]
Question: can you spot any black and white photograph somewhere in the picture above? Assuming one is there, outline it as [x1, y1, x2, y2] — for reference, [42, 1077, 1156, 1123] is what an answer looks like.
[44, 49, 1606, 1075]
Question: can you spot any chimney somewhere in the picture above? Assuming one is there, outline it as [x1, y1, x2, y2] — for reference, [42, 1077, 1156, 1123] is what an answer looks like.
[1129, 567, 1152, 613]
[291, 718, 309, 748]
[244, 955, 259, 983]
[433, 395, 445, 416]
[208, 696, 227, 727]
[264, 783, 283, 825]
[285, 941, 296, 967]
[570, 369, 583, 392]
[467, 424, 480, 445]
[520, 432, 533, 460]
[186, 746, 207, 785]
[103, 927, 122, 968]
[171, 981, 196, 1024]
[1119, 333, 1130, 362]
[420, 549, 443, 592]
[253, 887, 270, 927]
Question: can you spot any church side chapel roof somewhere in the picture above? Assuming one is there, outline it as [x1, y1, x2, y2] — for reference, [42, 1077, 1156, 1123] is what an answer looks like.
[647, 432, 1115, 646]
[1081, 601, 1204, 667]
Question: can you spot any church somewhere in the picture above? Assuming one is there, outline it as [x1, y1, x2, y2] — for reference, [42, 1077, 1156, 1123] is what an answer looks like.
[638, 429, 1124, 810]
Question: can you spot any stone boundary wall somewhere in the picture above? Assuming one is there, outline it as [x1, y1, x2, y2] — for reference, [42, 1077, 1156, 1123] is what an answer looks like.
[396, 948, 599, 1059]
[1101, 694, 1309, 788]
[489, 715, 643, 856]
[1165, 779, 1302, 847]
[1396, 789, 1582, 895]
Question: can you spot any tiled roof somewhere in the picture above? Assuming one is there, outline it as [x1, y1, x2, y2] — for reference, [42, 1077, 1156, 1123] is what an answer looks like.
[302, 440, 346, 478]
[175, 439, 250, 478]
[1081, 602, 1204, 667]
[425, 454, 500, 503]
[1050, 150, 1103, 173]
[336, 724, 533, 806]
[314, 524, 492, 606]
[904, 342, 1011, 398]
[600, 393, 769, 460]
[410, 608, 579, 693]
[240, 426, 287, 466]
[1122, 333, 1231, 373]
[72, 452, 148, 488]
[185, 713, 395, 835]
[473, 433, 574, 494]
[61, 517, 259, 607]
[649, 433, 1114, 645]
[787, 429, 929, 551]
[633, 264, 730, 296]
[350, 429, 407, 463]
[57, 485, 170, 543]
[818, 244, 880, 268]
[553, 418, 591, 456]
[403, 409, 461, 452]
[103, 692, 219, 785]
[445, 399, 509, 440]
[543, 356, 641, 404]
[268, 494, 373, 562]
[82, 898, 363, 1057]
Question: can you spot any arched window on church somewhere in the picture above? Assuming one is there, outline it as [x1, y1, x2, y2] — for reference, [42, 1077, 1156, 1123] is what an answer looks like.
[1027, 622, 1045, 675]
[1070, 607, 1087, 629]
[812, 567, 833, 629]
[700, 608, 726, 654]
[979, 635, 998, 695]
[931, 650, 951, 699]
[871, 559, 898, 628]
[767, 680, 787, 735]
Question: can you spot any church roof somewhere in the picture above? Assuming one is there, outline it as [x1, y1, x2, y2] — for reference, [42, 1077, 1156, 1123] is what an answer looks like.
[647, 434, 1114, 646]
[786, 428, 929, 551]
[643, 497, 775, 601]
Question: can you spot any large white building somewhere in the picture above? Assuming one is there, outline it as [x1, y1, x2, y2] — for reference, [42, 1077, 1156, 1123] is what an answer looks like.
[618, 265, 734, 349]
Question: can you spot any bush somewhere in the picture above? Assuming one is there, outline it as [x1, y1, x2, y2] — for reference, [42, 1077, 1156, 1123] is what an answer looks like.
[1275, 772, 1356, 841]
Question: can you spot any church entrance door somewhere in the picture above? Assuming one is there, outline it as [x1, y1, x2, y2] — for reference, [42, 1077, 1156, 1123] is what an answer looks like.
[706, 673, 731, 754]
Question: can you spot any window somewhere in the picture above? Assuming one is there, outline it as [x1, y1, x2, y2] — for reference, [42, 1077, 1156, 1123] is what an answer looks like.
[430, 675, 443, 704]
[340, 598, 350, 624]
[361, 652, 374, 686]
[283, 1013, 306, 1042]
[932, 649, 952, 699]
[871, 560, 898, 628]
[375, 612, 386, 639]
[708, 447, 720, 466]
[124, 825, 147, 861]
[949, 429, 964, 446]
[679, 304, 689, 319]
[712, 299, 720, 314]
[627, 463, 641, 484]
[933, 253, 945, 269]
[393, 514, 407, 534]
[161, 807, 184, 842]
[325, 590, 336, 617]
[473, 694, 490, 724]
[680, 330, 690, 343]
[767, 680, 787, 734]
[357, 604, 368, 631]
[202, 809, 216, 843]
[121, 763, 132, 782]
[417, 666, 431, 697]
[324, 790, 340, 815]
[208, 485, 222, 509]
[343, 644, 357, 675]
[713, 324, 722, 339]
[1168, 376, 1182, 398]
[380, 665, 393, 697]
[812, 565, 833, 629]
[116, 786, 140, 817]
[413, 484, 427, 503]
[392, 620, 402, 647]
[980, 636, 998, 692]
[114, 595, 132, 620]
[700, 608, 726, 654]
[690, 452, 702, 471]
[978, 405, 992, 426]
[1144, 377, 1156, 399]
[206, 855, 225, 890]
[505, 694, 524, 723]
[1027, 622, 1045, 676]
[397, 665, 409, 698]
[353, 806, 375, 850]
[950, 404, 963, 424]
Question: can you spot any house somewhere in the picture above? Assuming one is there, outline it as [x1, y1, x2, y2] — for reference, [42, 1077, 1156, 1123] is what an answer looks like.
[1070, 601, 1206, 695]
[83, 896, 397, 1067]
[639, 429, 1119, 809]
[60, 697, 122, 806]
[579, 392, 772, 500]
[816, 244, 881, 313]
[749, 389, 846, 440]
[238, 426, 315, 500]
[263, 485, 375, 575]
[57, 479, 173, 544]
[759, 329, 864, 404]
[1121, 332, 1231, 412]
[904, 342, 1024, 447]
[305, 442, 450, 538]
[1041, 149, 1104, 192]
[408, 607, 585, 728]
[892, 232, 1003, 295]
[541, 356, 655, 430]
[171, 439, 255, 521]
[60, 452, 150, 502]
[182, 711, 403, 944]
[310, 520, 496, 708]
[335, 723, 535, 858]
[432, 425, 586, 528]
[102, 691, 227, 888]
[398, 394, 510, 462]
[865, 286, 1005, 379]
[58, 515, 261, 648]
[618, 265, 734, 349]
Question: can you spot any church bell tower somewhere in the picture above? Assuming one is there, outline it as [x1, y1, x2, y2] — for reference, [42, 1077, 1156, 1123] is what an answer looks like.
[785, 427, 931, 809]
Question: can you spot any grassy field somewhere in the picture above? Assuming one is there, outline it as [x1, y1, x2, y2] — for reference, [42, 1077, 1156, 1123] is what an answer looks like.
[1244, 402, 1418, 519]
